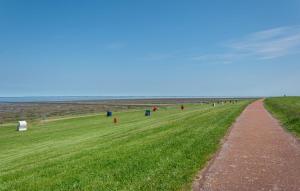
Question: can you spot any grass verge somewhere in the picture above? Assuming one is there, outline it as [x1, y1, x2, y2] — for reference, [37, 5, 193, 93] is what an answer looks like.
[265, 97, 300, 137]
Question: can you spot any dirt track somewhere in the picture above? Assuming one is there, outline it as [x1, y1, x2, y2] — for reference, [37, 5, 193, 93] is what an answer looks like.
[194, 99, 300, 191]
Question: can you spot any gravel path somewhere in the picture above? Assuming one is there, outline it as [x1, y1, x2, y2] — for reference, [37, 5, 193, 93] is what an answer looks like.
[194, 99, 300, 191]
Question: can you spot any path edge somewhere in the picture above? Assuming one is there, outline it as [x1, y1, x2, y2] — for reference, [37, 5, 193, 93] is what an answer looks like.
[263, 100, 300, 143]
[191, 101, 252, 190]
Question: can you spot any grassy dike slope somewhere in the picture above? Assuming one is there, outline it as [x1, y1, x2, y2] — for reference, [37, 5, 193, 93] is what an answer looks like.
[265, 97, 300, 137]
[0, 102, 249, 191]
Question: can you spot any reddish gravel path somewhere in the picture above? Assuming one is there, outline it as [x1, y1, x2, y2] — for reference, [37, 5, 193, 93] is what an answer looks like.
[194, 99, 300, 191]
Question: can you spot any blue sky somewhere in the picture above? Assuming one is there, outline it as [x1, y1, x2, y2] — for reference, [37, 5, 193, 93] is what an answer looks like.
[1, 0, 300, 97]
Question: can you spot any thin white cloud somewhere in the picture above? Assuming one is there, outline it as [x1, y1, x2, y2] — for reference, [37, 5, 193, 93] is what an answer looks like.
[193, 25, 300, 63]
[106, 42, 125, 50]
[144, 53, 175, 60]
[191, 53, 238, 64]
[229, 25, 300, 59]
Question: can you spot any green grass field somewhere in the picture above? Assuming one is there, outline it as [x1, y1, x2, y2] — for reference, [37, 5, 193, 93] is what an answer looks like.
[0, 102, 249, 191]
[265, 97, 300, 137]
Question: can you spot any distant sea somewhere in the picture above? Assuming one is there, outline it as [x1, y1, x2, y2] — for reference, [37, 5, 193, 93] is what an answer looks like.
[0, 96, 211, 103]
